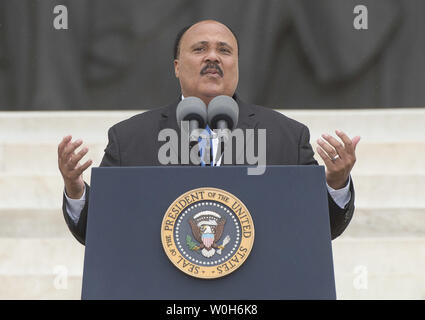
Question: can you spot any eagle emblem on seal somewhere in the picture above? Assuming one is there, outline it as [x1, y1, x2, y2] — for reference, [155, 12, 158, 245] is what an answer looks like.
[186, 211, 231, 258]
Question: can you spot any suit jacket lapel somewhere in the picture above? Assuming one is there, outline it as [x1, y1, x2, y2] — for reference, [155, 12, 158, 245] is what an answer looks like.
[158, 99, 185, 165]
[235, 95, 258, 131]
[229, 95, 259, 165]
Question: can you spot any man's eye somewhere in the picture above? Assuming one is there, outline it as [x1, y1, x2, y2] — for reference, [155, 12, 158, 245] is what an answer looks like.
[194, 47, 204, 52]
[219, 48, 231, 54]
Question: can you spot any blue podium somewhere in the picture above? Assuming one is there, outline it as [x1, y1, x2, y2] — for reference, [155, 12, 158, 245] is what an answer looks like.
[81, 166, 336, 299]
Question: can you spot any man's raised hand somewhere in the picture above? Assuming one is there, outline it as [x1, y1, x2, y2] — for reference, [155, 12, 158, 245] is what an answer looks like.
[316, 130, 361, 190]
[58, 135, 92, 199]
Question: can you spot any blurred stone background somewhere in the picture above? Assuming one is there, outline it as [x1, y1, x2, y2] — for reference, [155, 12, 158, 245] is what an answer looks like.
[0, 0, 424, 299]
[1, 0, 425, 110]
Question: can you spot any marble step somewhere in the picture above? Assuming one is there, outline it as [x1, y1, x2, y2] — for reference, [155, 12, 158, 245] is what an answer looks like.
[0, 238, 84, 300]
[0, 143, 105, 174]
[332, 237, 425, 300]
[0, 173, 423, 209]
[0, 238, 84, 276]
[352, 173, 425, 208]
[285, 109, 425, 144]
[312, 141, 425, 175]
[341, 207, 425, 238]
[0, 275, 82, 300]
[1, 109, 425, 144]
[0, 111, 138, 144]
[0, 208, 70, 238]
[1, 141, 424, 175]
[0, 237, 424, 299]
[0, 174, 66, 209]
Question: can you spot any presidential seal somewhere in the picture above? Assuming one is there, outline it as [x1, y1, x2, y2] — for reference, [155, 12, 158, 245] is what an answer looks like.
[161, 187, 255, 279]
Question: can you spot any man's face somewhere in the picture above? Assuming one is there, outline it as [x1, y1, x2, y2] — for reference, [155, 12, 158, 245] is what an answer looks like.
[174, 21, 239, 105]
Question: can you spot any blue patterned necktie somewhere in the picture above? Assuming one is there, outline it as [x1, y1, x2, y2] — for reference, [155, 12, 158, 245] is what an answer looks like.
[199, 125, 213, 166]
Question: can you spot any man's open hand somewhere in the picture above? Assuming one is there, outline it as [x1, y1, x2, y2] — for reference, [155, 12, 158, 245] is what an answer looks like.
[58, 135, 92, 199]
[316, 130, 361, 190]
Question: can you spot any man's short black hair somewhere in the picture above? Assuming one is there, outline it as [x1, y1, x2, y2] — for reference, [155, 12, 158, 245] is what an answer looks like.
[173, 21, 239, 60]
[173, 25, 192, 60]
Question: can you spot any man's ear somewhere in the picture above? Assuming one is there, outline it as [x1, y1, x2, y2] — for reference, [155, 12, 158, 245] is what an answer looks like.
[174, 59, 179, 78]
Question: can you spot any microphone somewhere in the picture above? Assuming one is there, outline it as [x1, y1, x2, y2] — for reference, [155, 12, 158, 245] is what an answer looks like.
[207, 96, 239, 164]
[176, 97, 207, 143]
[207, 95, 239, 138]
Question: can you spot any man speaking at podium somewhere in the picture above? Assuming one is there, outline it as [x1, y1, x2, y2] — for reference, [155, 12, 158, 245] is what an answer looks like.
[57, 20, 360, 245]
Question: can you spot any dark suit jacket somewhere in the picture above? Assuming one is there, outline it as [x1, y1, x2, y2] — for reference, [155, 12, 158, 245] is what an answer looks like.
[63, 96, 355, 245]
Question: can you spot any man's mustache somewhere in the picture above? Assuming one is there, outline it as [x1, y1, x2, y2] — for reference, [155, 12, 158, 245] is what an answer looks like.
[200, 63, 224, 77]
